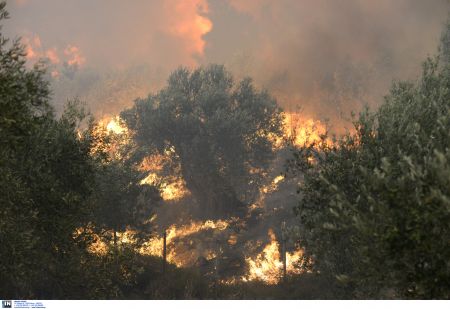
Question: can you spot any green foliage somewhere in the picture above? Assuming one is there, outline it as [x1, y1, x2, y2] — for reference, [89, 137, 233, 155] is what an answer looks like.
[290, 43, 450, 298]
[86, 122, 161, 244]
[0, 1, 96, 297]
[121, 65, 284, 218]
[0, 2, 163, 298]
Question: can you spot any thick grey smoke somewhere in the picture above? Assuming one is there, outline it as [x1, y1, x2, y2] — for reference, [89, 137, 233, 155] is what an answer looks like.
[204, 0, 449, 126]
[5, 0, 449, 124]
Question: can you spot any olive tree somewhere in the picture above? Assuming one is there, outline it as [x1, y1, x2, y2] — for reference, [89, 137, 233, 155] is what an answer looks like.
[290, 25, 450, 298]
[122, 65, 283, 218]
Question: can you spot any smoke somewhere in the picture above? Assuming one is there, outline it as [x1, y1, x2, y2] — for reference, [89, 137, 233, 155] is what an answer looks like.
[204, 0, 449, 125]
[5, 0, 449, 124]
[6, 0, 448, 280]
[6, 0, 212, 116]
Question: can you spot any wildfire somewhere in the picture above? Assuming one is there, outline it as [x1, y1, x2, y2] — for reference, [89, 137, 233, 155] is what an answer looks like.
[64, 45, 86, 67]
[21, 34, 85, 77]
[140, 220, 229, 267]
[80, 220, 230, 268]
[160, 179, 189, 201]
[242, 229, 303, 285]
[141, 173, 189, 201]
[261, 175, 284, 194]
[79, 221, 305, 285]
[106, 117, 127, 134]
[249, 174, 285, 211]
[283, 112, 330, 148]
[72, 227, 135, 255]
[139, 149, 191, 201]
[83, 112, 310, 285]
[164, 0, 212, 61]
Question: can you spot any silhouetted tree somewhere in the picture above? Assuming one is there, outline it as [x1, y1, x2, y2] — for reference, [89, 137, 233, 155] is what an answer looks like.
[122, 65, 283, 218]
[290, 22, 450, 299]
[86, 122, 161, 246]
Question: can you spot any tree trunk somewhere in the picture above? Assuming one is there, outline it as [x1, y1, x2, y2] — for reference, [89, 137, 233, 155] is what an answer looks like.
[183, 167, 244, 219]
[175, 141, 245, 219]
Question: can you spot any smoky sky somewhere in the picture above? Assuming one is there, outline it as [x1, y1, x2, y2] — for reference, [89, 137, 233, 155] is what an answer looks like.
[4, 0, 450, 123]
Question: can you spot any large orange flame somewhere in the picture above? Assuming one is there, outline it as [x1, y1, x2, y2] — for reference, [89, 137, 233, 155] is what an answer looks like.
[164, 0, 212, 62]
[242, 229, 303, 284]
[283, 112, 329, 147]
[140, 220, 229, 267]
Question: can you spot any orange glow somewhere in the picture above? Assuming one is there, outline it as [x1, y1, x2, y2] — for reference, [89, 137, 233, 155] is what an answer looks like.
[89, 117, 131, 162]
[79, 223, 305, 285]
[22, 35, 41, 61]
[75, 228, 138, 256]
[160, 179, 189, 201]
[45, 48, 60, 64]
[139, 150, 190, 201]
[164, 0, 212, 61]
[14, 0, 29, 7]
[261, 175, 284, 194]
[106, 117, 127, 134]
[140, 154, 165, 172]
[140, 220, 229, 267]
[249, 174, 285, 211]
[283, 112, 331, 148]
[22, 35, 86, 78]
[64, 45, 86, 67]
[242, 229, 303, 284]
[141, 173, 189, 201]
[82, 220, 230, 267]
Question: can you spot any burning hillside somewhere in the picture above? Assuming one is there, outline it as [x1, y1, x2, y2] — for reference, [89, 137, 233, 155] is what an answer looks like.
[84, 110, 316, 285]
[243, 229, 304, 284]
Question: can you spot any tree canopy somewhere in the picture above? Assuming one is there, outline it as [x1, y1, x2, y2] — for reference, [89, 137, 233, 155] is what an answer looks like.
[0, 2, 160, 297]
[290, 26, 450, 299]
[122, 65, 284, 218]
[0, 1, 95, 293]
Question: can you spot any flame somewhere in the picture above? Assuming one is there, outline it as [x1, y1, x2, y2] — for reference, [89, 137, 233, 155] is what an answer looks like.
[139, 151, 190, 201]
[99, 116, 188, 201]
[22, 35, 41, 61]
[81, 219, 231, 269]
[141, 172, 189, 201]
[164, 0, 212, 61]
[261, 175, 284, 194]
[74, 228, 138, 256]
[283, 112, 329, 147]
[64, 45, 86, 67]
[78, 222, 305, 285]
[160, 179, 189, 201]
[45, 48, 60, 64]
[106, 118, 127, 134]
[88, 117, 132, 162]
[140, 220, 229, 267]
[140, 154, 165, 172]
[250, 174, 285, 210]
[242, 229, 303, 284]
[21, 34, 86, 76]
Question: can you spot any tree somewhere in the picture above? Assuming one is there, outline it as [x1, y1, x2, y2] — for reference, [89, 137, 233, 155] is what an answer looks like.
[290, 23, 450, 299]
[0, 1, 159, 298]
[121, 65, 284, 218]
[0, 2, 96, 297]
[86, 122, 161, 247]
